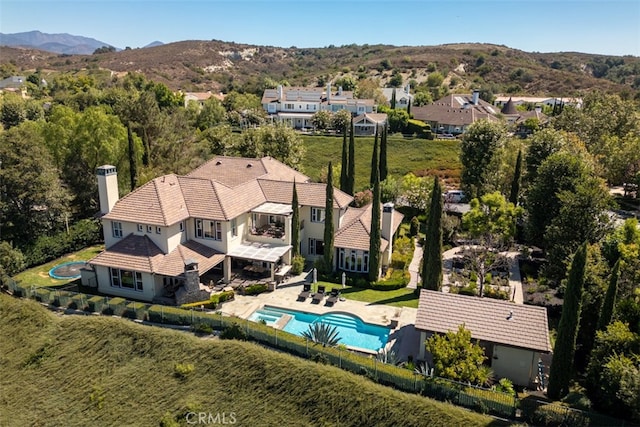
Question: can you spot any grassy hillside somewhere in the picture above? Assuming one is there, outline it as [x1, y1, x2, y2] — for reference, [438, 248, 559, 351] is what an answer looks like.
[0, 294, 498, 427]
[301, 135, 461, 191]
[1, 40, 637, 97]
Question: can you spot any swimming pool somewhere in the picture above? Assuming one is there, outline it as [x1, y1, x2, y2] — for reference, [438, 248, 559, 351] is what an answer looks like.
[248, 306, 390, 352]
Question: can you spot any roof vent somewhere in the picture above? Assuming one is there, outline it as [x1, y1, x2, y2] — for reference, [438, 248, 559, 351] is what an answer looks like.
[246, 163, 253, 168]
[216, 161, 222, 165]
[507, 310, 514, 321]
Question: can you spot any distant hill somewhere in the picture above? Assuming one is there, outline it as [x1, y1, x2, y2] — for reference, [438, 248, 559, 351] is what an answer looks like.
[144, 41, 164, 48]
[0, 37, 638, 98]
[0, 30, 114, 55]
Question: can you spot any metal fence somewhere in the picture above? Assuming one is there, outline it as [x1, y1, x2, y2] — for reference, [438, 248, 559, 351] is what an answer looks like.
[1, 277, 630, 425]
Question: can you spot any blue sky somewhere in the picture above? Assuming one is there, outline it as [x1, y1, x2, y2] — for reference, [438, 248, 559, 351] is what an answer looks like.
[1, 0, 639, 56]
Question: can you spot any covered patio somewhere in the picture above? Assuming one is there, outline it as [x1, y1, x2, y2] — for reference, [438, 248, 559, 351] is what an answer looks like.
[227, 241, 292, 283]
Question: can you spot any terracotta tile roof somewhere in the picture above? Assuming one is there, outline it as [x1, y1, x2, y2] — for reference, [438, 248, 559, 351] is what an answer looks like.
[89, 234, 165, 273]
[334, 203, 404, 252]
[89, 235, 224, 275]
[258, 179, 353, 209]
[411, 93, 500, 127]
[104, 174, 188, 226]
[415, 290, 551, 353]
[187, 156, 308, 187]
[155, 240, 225, 276]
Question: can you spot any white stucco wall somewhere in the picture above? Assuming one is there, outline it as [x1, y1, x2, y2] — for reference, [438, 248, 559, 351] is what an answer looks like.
[94, 265, 160, 302]
[491, 345, 537, 387]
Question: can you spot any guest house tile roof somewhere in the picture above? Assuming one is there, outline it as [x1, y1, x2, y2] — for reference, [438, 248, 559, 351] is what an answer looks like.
[334, 204, 404, 252]
[415, 290, 551, 353]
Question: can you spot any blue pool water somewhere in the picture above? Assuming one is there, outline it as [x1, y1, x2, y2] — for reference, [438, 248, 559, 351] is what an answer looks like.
[248, 306, 389, 352]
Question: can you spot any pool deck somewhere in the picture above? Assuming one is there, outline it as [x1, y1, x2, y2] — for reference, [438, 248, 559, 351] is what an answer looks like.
[217, 272, 421, 360]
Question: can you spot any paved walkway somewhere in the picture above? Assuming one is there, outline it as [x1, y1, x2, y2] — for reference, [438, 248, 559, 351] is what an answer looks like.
[407, 238, 422, 289]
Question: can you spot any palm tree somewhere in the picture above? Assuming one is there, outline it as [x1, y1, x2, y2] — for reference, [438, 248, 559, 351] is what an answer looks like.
[301, 322, 341, 347]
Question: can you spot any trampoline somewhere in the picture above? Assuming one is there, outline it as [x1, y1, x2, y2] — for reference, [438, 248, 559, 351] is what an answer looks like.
[49, 261, 87, 280]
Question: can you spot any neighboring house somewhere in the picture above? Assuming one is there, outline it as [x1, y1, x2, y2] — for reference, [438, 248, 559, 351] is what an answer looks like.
[0, 75, 25, 90]
[494, 95, 582, 109]
[352, 113, 388, 136]
[382, 85, 413, 109]
[82, 156, 402, 304]
[183, 91, 225, 109]
[411, 91, 500, 135]
[499, 98, 549, 136]
[261, 84, 376, 129]
[415, 290, 551, 387]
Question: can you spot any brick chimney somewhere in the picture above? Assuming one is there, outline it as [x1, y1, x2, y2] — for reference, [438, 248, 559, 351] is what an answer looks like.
[472, 90, 480, 105]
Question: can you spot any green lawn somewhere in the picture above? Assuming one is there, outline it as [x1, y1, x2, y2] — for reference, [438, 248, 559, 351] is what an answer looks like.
[314, 281, 419, 308]
[301, 135, 461, 192]
[13, 244, 103, 287]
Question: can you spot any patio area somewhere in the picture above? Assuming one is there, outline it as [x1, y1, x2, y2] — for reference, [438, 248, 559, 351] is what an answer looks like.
[216, 270, 421, 361]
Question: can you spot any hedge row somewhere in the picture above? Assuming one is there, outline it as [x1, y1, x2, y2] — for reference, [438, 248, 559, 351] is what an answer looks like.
[24, 219, 102, 267]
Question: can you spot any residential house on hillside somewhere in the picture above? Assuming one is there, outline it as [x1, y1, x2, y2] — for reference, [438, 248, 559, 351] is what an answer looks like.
[415, 290, 551, 387]
[494, 95, 582, 109]
[261, 84, 376, 129]
[352, 113, 388, 136]
[411, 90, 499, 135]
[382, 85, 413, 109]
[183, 91, 225, 109]
[82, 156, 402, 304]
[499, 97, 548, 137]
[0, 75, 25, 90]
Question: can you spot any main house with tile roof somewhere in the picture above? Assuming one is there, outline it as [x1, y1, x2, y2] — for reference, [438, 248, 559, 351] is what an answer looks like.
[82, 156, 402, 304]
[411, 90, 500, 135]
[415, 290, 551, 387]
[261, 84, 376, 129]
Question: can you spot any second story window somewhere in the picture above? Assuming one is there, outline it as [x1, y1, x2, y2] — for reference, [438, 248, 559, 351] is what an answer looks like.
[112, 221, 123, 238]
[231, 218, 237, 237]
[284, 103, 294, 110]
[311, 207, 324, 223]
[195, 219, 222, 241]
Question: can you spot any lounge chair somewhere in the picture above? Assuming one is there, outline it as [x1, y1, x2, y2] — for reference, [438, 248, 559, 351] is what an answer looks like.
[312, 285, 326, 303]
[297, 283, 312, 301]
[326, 288, 340, 306]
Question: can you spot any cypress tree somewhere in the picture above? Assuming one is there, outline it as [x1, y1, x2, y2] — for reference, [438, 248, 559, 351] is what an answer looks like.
[291, 180, 300, 257]
[370, 127, 379, 188]
[421, 176, 443, 291]
[380, 125, 388, 182]
[547, 242, 588, 400]
[597, 258, 620, 331]
[509, 149, 522, 206]
[347, 118, 355, 196]
[127, 122, 138, 191]
[323, 163, 334, 272]
[407, 98, 411, 116]
[340, 128, 349, 192]
[368, 156, 381, 282]
[390, 88, 397, 109]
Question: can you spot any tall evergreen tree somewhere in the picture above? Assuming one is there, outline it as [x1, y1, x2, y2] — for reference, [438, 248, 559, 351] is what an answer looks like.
[291, 180, 300, 257]
[370, 127, 379, 188]
[407, 99, 411, 116]
[368, 157, 381, 282]
[597, 258, 620, 331]
[340, 128, 349, 192]
[421, 176, 443, 291]
[346, 118, 355, 195]
[547, 242, 588, 400]
[127, 122, 138, 191]
[390, 89, 397, 109]
[380, 125, 388, 182]
[509, 149, 522, 206]
[323, 163, 335, 272]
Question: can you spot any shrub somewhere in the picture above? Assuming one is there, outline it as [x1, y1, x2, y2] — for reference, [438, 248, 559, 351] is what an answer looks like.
[220, 323, 247, 341]
[242, 283, 268, 296]
[410, 217, 420, 237]
[192, 323, 213, 335]
[291, 254, 305, 275]
[372, 269, 409, 290]
[174, 363, 195, 379]
[24, 219, 101, 267]
[406, 119, 432, 138]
